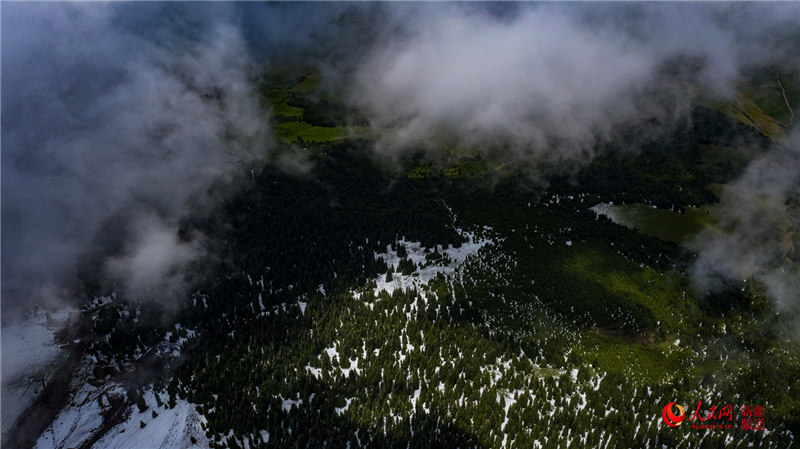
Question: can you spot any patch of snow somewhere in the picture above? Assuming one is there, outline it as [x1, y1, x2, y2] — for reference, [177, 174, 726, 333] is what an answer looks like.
[370, 229, 495, 297]
[305, 365, 322, 379]
[593, 373, 606, 391]
[281, 396, 302, 413]
[577, 392, 587, 411]
[340, 358, 361, 377]
[591, 203, 619, 221]
[334, 398, 355, 416]
[323, 344, 339, 363]
[410, 388, 421, 410]
[500, 391, 517, 432]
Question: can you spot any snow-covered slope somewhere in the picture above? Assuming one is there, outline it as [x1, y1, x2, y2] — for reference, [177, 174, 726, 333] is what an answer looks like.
[93, 390, 209, 449]
[1, 307, 73, 434]
[34, 386, 209, 449]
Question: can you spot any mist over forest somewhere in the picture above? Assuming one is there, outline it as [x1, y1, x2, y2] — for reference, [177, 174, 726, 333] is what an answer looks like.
[2, 3, 799, 449]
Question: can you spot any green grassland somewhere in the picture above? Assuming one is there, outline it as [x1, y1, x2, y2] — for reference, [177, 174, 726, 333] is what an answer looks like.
[747, 68, 799, 128]
[598, 203, 713, 244]
[264, 89, 353, 143]
[264, 91, 303, 120]
[262, 72, 373, 144]
[721, 95, 785, 140]
[273, 120, 346, 142]
[702, 67, 799, 142]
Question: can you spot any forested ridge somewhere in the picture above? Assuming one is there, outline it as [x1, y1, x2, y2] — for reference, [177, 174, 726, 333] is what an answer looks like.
[79, 75, 800, 449]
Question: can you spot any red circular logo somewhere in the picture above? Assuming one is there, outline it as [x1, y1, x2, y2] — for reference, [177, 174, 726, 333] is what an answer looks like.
[662, 402, 686, 427]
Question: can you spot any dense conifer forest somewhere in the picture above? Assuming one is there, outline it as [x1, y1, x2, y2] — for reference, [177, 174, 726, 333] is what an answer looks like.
[78, 77, 800, 448]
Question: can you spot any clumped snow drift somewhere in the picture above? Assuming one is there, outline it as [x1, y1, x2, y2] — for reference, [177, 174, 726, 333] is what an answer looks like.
[369, 228, 496, 297]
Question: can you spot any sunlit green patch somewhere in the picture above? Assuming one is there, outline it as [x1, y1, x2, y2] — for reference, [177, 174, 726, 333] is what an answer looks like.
[288, 73, 320, 93]
[564, 248, 693, 333]
[274, 121, 348, 143]
[701, 68, 797, 141]
[444, 160, 487, 179]
[724, 96, 784, 140]
[264, 91, 303, 120]
[602, 203, 713, 244]
[576, 331, 681, 383]
[744, 68, 798, 129]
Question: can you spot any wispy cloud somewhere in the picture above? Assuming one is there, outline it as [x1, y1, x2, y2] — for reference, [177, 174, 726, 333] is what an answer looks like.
[2, 3, 269, 316]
